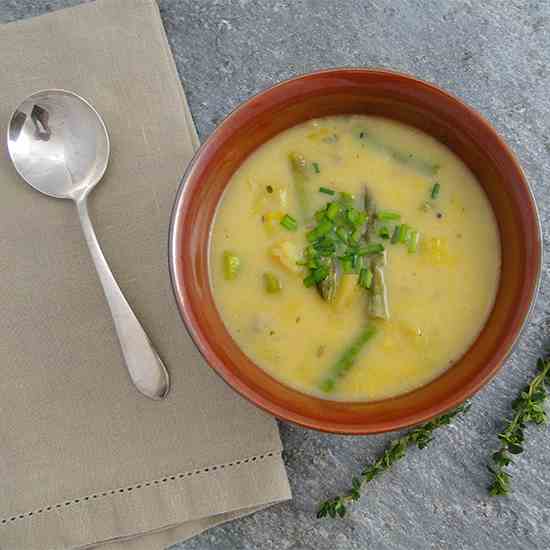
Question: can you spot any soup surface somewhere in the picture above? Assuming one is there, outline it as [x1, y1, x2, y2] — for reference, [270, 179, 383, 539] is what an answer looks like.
[210, 115, 500, 401]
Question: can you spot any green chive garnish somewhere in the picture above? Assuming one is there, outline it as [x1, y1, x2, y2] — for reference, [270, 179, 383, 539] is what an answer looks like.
[319, 186, 335, 195]
[336, 226, 348, 243]
[431, 182, 441, 199]
[326, 202, 341, 220]
[339, 192, 355, 205]
[307, 219, 333, 242]
[313, 265, 329, 283]
[351, 227, 363, 243]
[303, 273, 316, 288]
[358, 243, 385, 256]
[280, 214, 298, 231]
[379, 225, 390, 239]
[341, 257, 354, 274]
[408, 230, 420, 253]
[377, 210, 401, 221]
[359, 268, 373, 289]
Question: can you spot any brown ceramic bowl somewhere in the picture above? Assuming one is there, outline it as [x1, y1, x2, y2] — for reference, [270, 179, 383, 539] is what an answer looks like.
[169, 68, 541, 434]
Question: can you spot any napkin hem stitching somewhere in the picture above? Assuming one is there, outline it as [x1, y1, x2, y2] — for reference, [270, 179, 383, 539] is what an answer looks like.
[0, 450, 279, 526]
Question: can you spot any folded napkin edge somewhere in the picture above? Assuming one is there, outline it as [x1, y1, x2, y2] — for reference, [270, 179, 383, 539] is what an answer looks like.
[1, 449, 282, 525]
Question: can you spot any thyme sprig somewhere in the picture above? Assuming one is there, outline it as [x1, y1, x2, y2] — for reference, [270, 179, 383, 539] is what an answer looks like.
[317, 402, 470, 519]
[488, 357, 550, 496]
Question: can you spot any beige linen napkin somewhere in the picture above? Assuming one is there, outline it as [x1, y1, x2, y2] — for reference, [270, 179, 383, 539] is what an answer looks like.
[0, 1, 291, 549]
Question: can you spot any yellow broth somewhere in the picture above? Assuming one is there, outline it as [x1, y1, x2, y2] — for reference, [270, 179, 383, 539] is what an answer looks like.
[210, 115, 500, 401]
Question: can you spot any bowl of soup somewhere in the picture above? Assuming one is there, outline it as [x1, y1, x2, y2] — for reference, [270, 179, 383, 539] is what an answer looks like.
[169, 69, 541, 434]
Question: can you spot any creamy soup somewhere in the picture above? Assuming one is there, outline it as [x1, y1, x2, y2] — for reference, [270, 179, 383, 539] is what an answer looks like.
[210, 115, 500, 401]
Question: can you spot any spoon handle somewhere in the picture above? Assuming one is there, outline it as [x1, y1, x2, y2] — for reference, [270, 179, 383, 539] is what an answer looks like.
[76, 197, 170, 400]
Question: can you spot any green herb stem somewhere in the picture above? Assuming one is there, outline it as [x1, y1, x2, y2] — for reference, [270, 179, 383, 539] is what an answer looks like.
[317, 402, 470, 518]
[280, 214, 298, 231]
[488, 357, 550, 496]
[377, 210, 401, 221]
[223, 251, 241, 280]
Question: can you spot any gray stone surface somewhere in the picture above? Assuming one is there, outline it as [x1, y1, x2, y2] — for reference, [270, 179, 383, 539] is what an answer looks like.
[2, 1, 550, 549]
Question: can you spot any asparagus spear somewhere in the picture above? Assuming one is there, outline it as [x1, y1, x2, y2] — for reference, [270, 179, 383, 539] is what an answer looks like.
[289, 152, 310, 220]
[356, 130, 440, 177]
[317, 257, 339, 303]
[319, 324, 377, 393]
[363, 186, 377, 243]
[368, 260, 389, 319]
[362, 187, 389, 319]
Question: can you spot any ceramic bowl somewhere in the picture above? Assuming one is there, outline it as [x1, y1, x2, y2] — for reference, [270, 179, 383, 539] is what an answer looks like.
[169, 69, 542, 434]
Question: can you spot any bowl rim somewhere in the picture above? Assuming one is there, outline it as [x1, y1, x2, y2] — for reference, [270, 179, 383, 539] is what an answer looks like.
[168, 67, 543, 434]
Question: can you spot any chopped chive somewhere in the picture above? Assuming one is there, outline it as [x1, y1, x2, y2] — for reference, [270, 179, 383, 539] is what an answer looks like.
[351, 227, 363, 243]
[341, 257, 354, 274]
[346, 206, 365, 226]
[339, 192, 355, 206]
[359, 268, 373, 289]
[377, 210, 401, 222]
[315, 209, 326, 222]
[326, 202, 341, 220]
[223, 251, 241, 280]
[398, 224, 410, 243]
[306, 244, 317, 259]
[336, 226, 349, 243]
[313, 265, 329, 283]
[379, 225, 391, 239]
[391, 225, 401, 244]
[263, 272, 282, 293]
[319, 186, 335, 195]
[307, 219, 333, 242]
[408, 230, 420, 253]
[312, 162, 321, 174]
[431, 182, 441, 199]
[303, 273, 316, 288]
[280, 214, 298, 231]
[358, 243, 385, 256]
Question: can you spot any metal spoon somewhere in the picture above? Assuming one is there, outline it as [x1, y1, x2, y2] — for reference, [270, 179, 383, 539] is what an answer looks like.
[7, 89, 170, 400]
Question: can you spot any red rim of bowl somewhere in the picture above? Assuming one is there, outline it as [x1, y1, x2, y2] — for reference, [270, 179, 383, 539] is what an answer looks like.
[169, 68, 542, 434]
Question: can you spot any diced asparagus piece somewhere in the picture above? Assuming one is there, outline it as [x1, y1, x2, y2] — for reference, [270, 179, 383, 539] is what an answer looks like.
[223, 251, 241, 280]
[318, 324, 377, 393]
[263, 272, 282, 293]
[408, 230, 420, 253]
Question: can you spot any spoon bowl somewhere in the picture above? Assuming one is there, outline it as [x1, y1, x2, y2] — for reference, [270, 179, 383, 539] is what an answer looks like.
[7, 89, 169, 400]
[8, 90, 109, 200]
